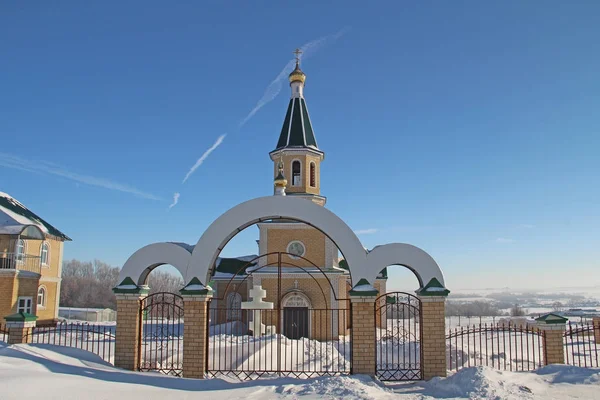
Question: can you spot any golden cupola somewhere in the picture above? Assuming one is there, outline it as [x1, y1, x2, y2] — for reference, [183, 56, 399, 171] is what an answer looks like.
[288, 48, 306, 84]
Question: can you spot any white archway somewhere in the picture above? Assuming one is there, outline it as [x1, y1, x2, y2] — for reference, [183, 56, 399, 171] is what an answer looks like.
[118, 242, 192, 286]
[187, 196, 446, 290]
[188, 196, 366, 285]
[364, 243, 446, 288]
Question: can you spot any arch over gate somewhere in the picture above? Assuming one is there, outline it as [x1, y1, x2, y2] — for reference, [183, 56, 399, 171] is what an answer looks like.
[188, 196, 446, 289]
[118, 242, 192, 285]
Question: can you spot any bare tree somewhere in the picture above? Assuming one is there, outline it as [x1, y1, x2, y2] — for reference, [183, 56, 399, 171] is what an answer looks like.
[510, 303, 526, 317]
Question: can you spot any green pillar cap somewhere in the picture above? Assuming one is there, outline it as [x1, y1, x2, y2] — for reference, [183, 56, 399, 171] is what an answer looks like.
[535, 313, 568, 324]
[112, 277, 149, 295]
[5, 312, 38, 322]
[416, 277, 450, 297]
[348, 278, 379, 297]
[180, 277, 213, 296]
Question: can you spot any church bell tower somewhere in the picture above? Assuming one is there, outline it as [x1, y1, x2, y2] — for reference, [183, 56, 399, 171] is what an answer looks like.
[269, 49, 326, 206]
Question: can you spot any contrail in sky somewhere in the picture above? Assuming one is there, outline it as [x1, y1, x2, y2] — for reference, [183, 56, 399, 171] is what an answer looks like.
[239, 27, 350, 128]
[0, 152, 163, 201]
[182, 134, 227, 183]
[177, 28, 349, 203]
[168, 192, 180, 209]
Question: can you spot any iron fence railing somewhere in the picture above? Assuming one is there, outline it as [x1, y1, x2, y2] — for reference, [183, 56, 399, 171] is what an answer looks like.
[564, 322, 599, 368]
[207, 307, 351, 380]
[23, 322, 115, 363]
[0, 324, 8, 343]
[0, 253, 42, 274]
[447, 323, 545, 372]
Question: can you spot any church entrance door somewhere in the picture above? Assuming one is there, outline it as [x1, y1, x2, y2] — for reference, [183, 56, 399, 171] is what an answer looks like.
[283, 307, 309, 339]
[206, 252, 351, 380]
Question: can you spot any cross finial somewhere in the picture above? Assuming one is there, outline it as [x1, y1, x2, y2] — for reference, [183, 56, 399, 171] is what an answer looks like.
[293, 48, 302, 65]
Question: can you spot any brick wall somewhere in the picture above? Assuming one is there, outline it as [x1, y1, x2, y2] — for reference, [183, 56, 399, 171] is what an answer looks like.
[114, 295, 143, 370]
[265, 229, 326, 267]
[0, 274, 16, 319]
[420, 297, 447, 380]
[36, 281, 58, 323]
[350, 298, 376, 375]
[541, 325, 565, 365]
[183, 296, 210, 378]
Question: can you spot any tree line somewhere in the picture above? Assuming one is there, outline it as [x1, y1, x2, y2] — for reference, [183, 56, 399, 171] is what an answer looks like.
[60, 259, 184, 310]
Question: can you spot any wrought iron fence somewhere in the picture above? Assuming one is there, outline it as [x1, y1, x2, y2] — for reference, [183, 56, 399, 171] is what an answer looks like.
[207, 307, 351, 380]
[447, 323, 545, 372]
[375, 292, 422, 381]
[139, 292, 184, 376]
[0, 324, 8, 343]
[564, 322, 599, 368]
[0, 253, 41, 274]
[23, 322, 115, 363]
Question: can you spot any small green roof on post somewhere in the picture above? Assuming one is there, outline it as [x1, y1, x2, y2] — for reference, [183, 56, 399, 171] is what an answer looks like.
[112, 277, 149, 295]
[348, 278, 379, 297]
[4, 312, 38, 322]
[180, 277, 213, 296]
[535, 313, 568, 324]
[415, 277, 450, 297]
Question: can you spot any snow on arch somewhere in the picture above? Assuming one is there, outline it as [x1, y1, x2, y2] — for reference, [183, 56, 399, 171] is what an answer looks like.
[118, 242, 193, 286]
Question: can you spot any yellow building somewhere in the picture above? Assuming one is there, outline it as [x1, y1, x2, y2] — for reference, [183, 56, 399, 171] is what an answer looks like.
[0, 192, 71, 326]
[209, 52, 387, 338]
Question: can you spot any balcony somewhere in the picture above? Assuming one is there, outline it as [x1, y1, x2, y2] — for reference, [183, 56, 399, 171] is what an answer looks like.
[0, 253, 42, 275]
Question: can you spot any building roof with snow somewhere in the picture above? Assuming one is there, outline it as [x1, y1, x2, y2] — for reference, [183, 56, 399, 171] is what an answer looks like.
[0, 192, 71, 241]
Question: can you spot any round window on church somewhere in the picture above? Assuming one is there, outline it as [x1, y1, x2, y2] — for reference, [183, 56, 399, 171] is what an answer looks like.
[286, 240, 306, 259]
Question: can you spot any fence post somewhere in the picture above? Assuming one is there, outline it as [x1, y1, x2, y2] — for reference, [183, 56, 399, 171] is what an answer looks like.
[536, 313, 568, 365]
[593, 317, 600, 344]
[112, 277, 148, 371]
[4, 312, 37, 344]
[417, 278, 450, 380]
[180, 278, 213, 379]
[349, 279, 378, 375]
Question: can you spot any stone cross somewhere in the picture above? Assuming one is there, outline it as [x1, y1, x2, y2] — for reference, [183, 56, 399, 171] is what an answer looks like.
[241, 285, 274, 336]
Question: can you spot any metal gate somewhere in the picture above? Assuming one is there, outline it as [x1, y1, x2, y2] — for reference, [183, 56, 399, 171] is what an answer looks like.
[375, 292, 422, 381]
[206, 252, 351, 380]
[138, 292, 184, 376]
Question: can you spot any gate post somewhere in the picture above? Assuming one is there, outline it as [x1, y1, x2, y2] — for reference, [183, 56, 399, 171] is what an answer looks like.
[113, 278, 148, 370]
[180, 278, 213, 379]
[417, 278, 450, 380]
[536, 313, 568, 365]
[593, 317, 600, 344]
[349, 279, 378, 376]
[4, 312, 37, 344]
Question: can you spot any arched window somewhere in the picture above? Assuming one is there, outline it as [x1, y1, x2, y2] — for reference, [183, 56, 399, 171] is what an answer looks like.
[40, 242, 50, 267]
[37, 286, 46, 308]
[16, 239, 26, 263]
[310, 162, 316, 187]
[226, 292, 242, 321]
[292, 160, 301, 186]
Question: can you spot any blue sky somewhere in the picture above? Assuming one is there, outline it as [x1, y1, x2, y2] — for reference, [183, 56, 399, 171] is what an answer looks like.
[1, 2, 598, 290]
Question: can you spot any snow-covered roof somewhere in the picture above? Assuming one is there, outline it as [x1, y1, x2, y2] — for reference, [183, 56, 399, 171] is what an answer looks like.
[0, 192, 71, 240]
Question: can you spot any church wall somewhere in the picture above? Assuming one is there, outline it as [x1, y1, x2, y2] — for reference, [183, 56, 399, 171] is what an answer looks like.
[211, 280, 249, 326]
[266, 228, 326, 267]
[259, 276, 339, 340]
[273, 153, 321, 195]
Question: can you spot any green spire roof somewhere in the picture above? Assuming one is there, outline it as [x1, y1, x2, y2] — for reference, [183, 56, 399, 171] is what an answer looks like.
[275, 98, 319, 151]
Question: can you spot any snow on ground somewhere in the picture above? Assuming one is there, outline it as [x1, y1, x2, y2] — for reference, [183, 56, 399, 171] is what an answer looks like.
[1, 341, 599, 399]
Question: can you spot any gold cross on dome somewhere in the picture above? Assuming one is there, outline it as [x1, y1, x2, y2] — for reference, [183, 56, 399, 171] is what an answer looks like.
[293, 48, 302, 63]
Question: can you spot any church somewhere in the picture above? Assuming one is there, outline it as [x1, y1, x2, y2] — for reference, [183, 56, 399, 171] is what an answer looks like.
[208, 51, 387, 339]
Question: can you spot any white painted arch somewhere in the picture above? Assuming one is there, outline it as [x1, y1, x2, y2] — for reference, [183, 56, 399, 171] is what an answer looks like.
[187, 196, 446, 289]
[118, 242, 192, 286]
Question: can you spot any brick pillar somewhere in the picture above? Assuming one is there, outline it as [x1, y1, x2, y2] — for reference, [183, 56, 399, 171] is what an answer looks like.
[593, 317, 600, 344]
[114, 292, 145, 370]
[419, 296, 447, 380]
[538, 323, 566, 365]
[350, 295, 377, 375]
[182, 294, 211, 378]
[4, 312, 37, 345]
